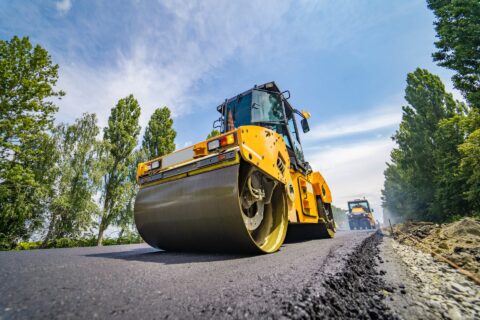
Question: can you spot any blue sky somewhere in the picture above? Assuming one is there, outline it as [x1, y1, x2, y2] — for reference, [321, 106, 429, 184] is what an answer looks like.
[0, 0, 462, 220]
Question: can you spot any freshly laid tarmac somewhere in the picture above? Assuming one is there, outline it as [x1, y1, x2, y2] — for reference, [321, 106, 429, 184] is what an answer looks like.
[0, 230, 375, 319]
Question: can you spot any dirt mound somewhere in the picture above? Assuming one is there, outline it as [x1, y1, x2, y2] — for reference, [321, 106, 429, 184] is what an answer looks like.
[393, 218, 480, 278]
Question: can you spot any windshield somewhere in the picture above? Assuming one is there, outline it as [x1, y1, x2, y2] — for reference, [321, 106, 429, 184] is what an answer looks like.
[225, 90, 283, 131]
[348, 201, 370, 211]
[251, 90, 284, 123]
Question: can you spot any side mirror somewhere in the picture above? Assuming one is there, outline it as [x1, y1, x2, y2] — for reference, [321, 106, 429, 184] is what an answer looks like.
[281, 90, 290, 100]
[301, 118, 310, 133]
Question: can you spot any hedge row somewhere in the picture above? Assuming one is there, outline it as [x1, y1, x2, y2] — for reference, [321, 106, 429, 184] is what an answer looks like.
[9, 235, 143, 251]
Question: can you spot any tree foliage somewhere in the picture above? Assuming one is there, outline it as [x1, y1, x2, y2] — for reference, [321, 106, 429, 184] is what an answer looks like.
[97, 95, 141, 245]
[114, 148, 145, 238]
[0, 36, 64, 247]
[382, 68, 471, 221]
[427, 0, 480, 107]
[458, 110, 480, 209]
[207, 129, 221, 139]
[0, 36, 185, 249]
[142, 107, 176, 160]
[384, 1, 480, 222]
[42, 113, 101, 244]
[331, 205, 347, 227]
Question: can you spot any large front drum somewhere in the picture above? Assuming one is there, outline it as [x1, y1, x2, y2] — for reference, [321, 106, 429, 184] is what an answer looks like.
[134, 163, 288, 253]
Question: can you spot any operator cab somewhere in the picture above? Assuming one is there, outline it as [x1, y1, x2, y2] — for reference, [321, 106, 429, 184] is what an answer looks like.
[348, 199, 371, 213]
[215, 82, 310, 171]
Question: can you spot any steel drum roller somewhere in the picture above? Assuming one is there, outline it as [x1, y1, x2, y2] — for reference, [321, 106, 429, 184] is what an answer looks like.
[134, 163, 288, 253]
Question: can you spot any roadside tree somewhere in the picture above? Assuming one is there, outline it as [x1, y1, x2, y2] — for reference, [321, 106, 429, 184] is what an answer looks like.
[142, 107, 176, 160]
[428, 0, 480, 107]
[383, 68, 466, 221]
[0, 36, 63, 248]
[42, 113, 101, 245]
[97, 95, 141, 245]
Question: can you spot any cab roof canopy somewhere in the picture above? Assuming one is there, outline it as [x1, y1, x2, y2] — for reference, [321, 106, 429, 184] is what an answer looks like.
[349, 199, 369, 203]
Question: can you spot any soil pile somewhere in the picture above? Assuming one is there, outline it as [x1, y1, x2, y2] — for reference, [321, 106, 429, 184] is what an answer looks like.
[393, 218, 480, 278]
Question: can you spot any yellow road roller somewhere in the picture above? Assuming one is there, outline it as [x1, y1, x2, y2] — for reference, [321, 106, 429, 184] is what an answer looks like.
[347, 199, 377, 230]
[134, 82, 335, 253]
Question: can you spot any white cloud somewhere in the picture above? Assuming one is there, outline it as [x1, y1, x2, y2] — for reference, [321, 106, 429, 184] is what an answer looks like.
[54, 0, 415, 130]
[55, 1, 291, 129]
[50, 1, 415, 156]
[56, 0, 72, 14]
[304, 105, 402, 142]
[307, 138, 396, 223]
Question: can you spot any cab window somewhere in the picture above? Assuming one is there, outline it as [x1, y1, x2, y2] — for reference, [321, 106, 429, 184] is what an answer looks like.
[286, 113, 305, 163]
[348, 201, 370, 211]
[225, 93, 252, 130]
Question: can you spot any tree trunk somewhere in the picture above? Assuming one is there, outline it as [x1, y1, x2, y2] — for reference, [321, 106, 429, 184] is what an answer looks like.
[41, 214, 57, 248]
[118, 228, 125, 240]
[97, 194, 111, 246]
[97, 220, 106, 246]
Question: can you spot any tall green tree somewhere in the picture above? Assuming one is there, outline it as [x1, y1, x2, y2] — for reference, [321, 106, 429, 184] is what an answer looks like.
[382, 157, 413, 218]
[428, 0, 480, 218]
[458, 109, 480, 212]
[142, 107, 176, 160]
[427, 0, 480, 107]
[431, 104, 471, 218]
[382, 68, 464, 221]
[42, 113, 101, 245]
[97, 95, 141, 245]
[331, 205, 347, 227]
[0, 36, 63, 248]
[114, 149, 145, 239]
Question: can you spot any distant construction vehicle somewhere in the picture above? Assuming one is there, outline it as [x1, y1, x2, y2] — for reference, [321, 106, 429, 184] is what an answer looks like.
[134, 82, 336, 253]
[347, 199, 376, 230]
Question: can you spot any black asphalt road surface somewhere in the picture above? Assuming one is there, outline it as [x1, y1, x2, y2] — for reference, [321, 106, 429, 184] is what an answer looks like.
[0, 231, 376, 319]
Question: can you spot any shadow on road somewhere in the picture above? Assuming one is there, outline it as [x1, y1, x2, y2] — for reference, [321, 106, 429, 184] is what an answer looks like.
[85, 247, 249, 265]
[284, 228, 373, 244]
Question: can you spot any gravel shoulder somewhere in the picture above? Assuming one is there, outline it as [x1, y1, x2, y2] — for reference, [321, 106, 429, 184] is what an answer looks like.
[392, 218, 480, 278]
[380, 235, 480, 320]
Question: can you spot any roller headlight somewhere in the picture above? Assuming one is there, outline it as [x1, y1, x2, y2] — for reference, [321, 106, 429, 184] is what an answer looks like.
[207, 139, 220, 151]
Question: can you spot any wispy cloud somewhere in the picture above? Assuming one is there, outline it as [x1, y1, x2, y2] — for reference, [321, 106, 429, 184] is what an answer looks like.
[51, 1, 417, 129]
[55, 1, 291, 128]
[55, 0, 72, 15]
[305, 105, 402, 142]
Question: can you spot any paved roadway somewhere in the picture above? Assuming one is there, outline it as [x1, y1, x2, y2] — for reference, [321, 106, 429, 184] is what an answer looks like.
[0, 230, 373, 319]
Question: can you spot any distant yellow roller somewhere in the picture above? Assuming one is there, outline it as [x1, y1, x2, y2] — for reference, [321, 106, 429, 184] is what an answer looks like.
[134, 82, 336, 253]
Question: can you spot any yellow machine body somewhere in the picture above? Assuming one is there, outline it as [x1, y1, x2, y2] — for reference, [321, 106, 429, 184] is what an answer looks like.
[134, 82, 336, 253]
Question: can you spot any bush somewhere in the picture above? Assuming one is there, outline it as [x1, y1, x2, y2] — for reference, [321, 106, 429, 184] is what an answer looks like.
[16, 241, 41, 250]
[5, 235, 144, 251]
